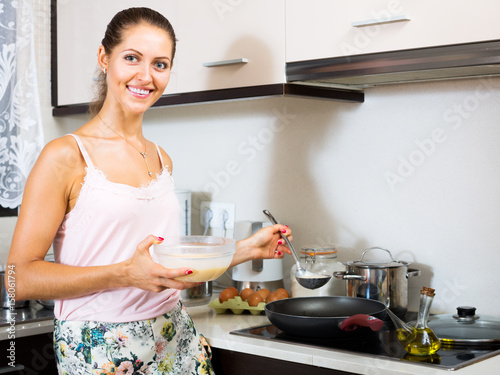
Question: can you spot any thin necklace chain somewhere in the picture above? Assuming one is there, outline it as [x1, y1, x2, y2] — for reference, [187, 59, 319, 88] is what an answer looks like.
[97, 113, 153, 177]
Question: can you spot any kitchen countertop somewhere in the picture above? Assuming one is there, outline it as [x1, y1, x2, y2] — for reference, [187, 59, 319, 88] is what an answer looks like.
[187, 301, 500, 375]
[0, 301, 54, 340]
[2, 299, 500, 374]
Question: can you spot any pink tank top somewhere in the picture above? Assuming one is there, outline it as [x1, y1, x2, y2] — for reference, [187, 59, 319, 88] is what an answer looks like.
[53, 134, 181, 322]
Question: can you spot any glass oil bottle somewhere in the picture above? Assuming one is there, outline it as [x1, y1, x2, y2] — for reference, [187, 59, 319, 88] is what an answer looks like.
[404, 287, 441, 356]
[385, 307, 416, 349]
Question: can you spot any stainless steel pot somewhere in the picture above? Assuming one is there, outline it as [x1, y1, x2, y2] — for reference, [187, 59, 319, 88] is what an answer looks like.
[334, 247, 420, 316]
[0, 271, 29, 309]
[180, 281, 212, 307]
[36, 299, 55, 309]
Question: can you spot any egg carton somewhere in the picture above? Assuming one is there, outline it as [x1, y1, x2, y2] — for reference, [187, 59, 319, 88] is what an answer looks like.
[208, 296, 265, 315]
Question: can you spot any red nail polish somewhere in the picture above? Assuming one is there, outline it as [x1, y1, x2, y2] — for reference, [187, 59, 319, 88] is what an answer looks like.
[158, 237, 164, 241]
[278, 239, 284, 245]
[278, 251, 282, 256]
[281, 229, 287, 233]
[285, 225, 289, 228]
[185, 269, 193, 275]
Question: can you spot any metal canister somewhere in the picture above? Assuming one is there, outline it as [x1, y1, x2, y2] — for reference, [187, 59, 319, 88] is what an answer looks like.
[334, 247, 420, 316]
[180, 281, 212, 307]
[0, 271, 29, 309]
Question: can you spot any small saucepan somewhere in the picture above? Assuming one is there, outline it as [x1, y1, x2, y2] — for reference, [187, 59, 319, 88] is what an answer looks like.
[265, 296, 386, 339]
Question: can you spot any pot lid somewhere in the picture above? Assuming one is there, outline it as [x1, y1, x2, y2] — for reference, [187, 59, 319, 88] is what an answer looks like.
[428, 307, 500, 346]
[345, 247, 410, 269]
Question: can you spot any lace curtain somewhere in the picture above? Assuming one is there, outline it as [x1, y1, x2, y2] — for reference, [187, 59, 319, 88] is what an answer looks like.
[0, 0, 43, 209]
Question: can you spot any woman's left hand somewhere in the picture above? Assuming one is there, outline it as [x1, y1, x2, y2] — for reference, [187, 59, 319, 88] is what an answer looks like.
[230, 224, 293, 267]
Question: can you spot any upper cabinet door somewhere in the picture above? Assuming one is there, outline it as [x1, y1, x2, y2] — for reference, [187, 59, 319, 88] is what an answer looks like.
[175, 0, 285, 93]
[55, 0, 285, 107]
[286, 0, 500, 62]
[56, 1, 179, 107]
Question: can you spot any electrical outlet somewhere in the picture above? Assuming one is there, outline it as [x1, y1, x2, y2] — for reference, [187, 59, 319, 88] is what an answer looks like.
[200, 201, 235, 236]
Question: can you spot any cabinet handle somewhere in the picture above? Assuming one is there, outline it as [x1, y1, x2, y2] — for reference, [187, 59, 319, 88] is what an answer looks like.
[352, 14, 411, 28]
[202, 58, 248, 67]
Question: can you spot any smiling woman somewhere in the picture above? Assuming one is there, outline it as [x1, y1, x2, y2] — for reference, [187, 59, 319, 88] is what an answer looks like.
[93, 23, 174, 119]
[7, 6, 292, 375]
[89, 7, 177, 117]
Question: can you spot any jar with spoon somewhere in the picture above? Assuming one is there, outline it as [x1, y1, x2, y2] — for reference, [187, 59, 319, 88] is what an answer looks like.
[291, 245, 345, 297]
[263, 210, 331, 290]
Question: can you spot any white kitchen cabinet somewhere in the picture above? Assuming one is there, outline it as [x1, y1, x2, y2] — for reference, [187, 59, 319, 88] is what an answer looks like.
[54, 0, 286, 108]
[286, 0, 500, 62]
[55, 0, 180, 107]
[53, 0, 498, 111]
[175, 0, 285, 93]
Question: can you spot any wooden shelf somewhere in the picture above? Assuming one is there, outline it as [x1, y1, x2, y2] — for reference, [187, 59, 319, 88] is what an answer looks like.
[52, 84, 364, 117]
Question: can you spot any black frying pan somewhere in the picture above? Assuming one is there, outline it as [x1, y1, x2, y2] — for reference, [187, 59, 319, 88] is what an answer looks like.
[265, 296, 386, 339]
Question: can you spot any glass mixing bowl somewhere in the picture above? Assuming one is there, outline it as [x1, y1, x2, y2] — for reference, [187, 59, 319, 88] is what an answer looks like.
[153, 236, 236, 282]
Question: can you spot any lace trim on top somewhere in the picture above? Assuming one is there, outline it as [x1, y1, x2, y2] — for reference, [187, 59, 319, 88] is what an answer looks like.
[84, 165, 174, 199]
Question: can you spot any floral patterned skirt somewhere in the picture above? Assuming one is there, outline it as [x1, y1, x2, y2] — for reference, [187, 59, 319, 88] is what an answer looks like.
[53, 301, 215, 375]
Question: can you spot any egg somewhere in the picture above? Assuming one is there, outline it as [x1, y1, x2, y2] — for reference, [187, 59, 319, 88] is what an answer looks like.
[247, 292, 264, 306]
[273, 288, 289, 299]
[239, 288, 254, 301]
[255, 288, 271, 301]
[219, 287, 239, 302]
[226, 287, 239, 296]
[266, 288, 290, 303]
[265, 291, 283, 303]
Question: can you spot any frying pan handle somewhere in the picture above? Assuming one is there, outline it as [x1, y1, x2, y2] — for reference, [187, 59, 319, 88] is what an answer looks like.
[340, 314, 384, 332]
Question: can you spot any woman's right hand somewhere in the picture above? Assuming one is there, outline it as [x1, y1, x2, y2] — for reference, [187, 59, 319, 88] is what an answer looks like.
[124, 235, 200, 292]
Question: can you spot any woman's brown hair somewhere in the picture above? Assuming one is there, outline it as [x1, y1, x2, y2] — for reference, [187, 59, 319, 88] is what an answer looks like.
[89, 7, 177, 116]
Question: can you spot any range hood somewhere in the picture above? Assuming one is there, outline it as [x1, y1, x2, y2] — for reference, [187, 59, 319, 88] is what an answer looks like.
[286, 40, 500, 89]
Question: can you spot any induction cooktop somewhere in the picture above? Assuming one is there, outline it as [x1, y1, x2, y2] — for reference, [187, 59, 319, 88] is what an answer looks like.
[231, 322, 500, 371]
